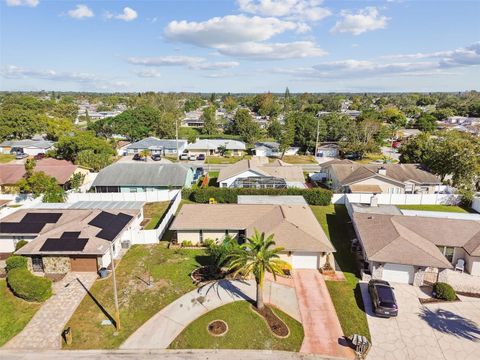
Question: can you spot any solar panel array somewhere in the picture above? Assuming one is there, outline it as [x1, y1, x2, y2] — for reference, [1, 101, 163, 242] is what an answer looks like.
[40, 235, 88, 252]
[0, 212, 62, 234]
[88, 211, 133, 241]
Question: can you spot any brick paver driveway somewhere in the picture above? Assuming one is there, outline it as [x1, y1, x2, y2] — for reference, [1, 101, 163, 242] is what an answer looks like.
[3, 272, 97, 350]
[360, 282, 480, 360]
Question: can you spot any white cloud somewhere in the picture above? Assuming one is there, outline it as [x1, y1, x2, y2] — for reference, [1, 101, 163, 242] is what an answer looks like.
[191, 61, 240, 70]
[134, 69, 161, 78]
[127, 56, 205, 67]
[331, 7, 389, 35]
[107, 7, 138, 22]
[217, 41, 326, 60]
[67, 4, 94, 19]
[237, 0, 331, 22]
[6, 0, 38, 7]
[165, 15, 302, 47]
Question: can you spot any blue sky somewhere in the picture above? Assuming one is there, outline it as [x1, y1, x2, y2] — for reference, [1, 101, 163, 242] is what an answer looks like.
[1, 0, 479, 92]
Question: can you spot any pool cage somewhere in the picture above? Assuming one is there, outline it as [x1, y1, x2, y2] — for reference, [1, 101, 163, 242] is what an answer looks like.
[233, 176, 287, 189]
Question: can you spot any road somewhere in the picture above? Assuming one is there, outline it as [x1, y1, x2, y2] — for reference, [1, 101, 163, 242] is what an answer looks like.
[196, 163, 321, 173]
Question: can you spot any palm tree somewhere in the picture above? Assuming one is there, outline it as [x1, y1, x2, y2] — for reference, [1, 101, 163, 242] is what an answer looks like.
[139, 149, 150, 161]
[227, 229, 291, 310]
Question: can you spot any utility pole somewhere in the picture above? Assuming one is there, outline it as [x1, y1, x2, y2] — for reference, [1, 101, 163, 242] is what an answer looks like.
[315, 118, 320, 157]
[110, 244, 121, 330]
[175, 117, 179, 159]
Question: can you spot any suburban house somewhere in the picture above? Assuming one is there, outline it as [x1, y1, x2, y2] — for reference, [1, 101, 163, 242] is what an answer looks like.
[1, 208, 141, 273]
[320, 159, 441, 194]
[187, 139, 246, 157]
[170, 203, 335, 270]
[0, 158, 86, 194]
[316, 143, 340, 159]
[351, 204, 480, 285]
[182, 108, 205, 127]
[91, 163, 194, 192]
[253, 142, 299, 157]
[0, 137, 54, 155]
[217, 157, 306, 188]
[122, 137, 188, 156]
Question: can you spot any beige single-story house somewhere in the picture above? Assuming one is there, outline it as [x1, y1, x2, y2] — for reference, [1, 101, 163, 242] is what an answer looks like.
[1, 208, 141, 273]
[0, 138, 54, 156]
[170, 203, 335, 270]
[187, 139, 246, 157]
[321, 159, 441, 194]
[218, 158, 306, 188]
[352, 209, 480, 285]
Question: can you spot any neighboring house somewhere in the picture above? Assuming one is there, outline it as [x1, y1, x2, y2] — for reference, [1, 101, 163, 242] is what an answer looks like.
[253, 142, 299, 157]
[170, 203, 335, 269]
[116, 140, 131, 156]
[0, 138, 54, 155]
[351, 204, 480, 285]
[316, 143, 340, 159]
[187, 139, 246, 157]
[321, 159, 441, 194]
[91, 163, 194, 192]
[123, 137, 188, 156]
[182, 108, 205, 127]
[0, 158, 85, 194]
[0, 208, 141, 272]
[218, 157, 306, 188]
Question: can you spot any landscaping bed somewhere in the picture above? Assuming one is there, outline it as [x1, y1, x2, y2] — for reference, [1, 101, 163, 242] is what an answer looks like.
[207, 320, 228, 336]
[252, 305, 289, 338]
[191, 265, 226, 284]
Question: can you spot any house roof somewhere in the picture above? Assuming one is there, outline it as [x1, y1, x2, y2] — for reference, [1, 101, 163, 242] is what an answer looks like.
[0, 138, 54, 149]
[3, 208, 138, 256]
[254, 142, 280, 150]
[0, 158, 78, 185]
[353, 212, 480, 268]
[126, 137, 187, 150]
[218, 158, 304, 183]
[187, 139, 246, 151]
[92, 163, 192, 187]
[171, 204, 335, 253]
[349, 184, 383, 193]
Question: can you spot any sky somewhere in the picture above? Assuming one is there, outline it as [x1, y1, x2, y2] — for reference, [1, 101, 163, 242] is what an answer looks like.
[0, 0, 479, 93]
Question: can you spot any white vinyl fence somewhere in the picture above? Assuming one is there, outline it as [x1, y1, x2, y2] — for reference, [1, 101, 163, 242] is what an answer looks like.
[66, 190, 178, 203]
[473, 197, 480, 213]
[332, 192, 461, 206]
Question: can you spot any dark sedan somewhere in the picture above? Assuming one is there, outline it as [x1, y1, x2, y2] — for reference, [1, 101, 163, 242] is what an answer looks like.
[368, 279, 398, 317]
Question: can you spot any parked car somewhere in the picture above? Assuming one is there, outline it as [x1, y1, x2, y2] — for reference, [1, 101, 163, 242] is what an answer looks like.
[196, 167, 204, 176]
[189, 154, 197, 161]
[197, 154, 205, 161]
[133, 153, 145, 161]
[151, 153, 161, 161]
[368, 279, 398, 317]
[33, 153, 45, 160]
[15, 152, 28, 160]
[179, 153, 189, 160]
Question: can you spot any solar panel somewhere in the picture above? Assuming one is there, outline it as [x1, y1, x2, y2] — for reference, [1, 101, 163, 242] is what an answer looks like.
[0, 222, 47, 234]
[60, 232, 81, 239]
[88, 211, 133, 241]
[22, 213, 62, 223]
[40, 237, 88, 252]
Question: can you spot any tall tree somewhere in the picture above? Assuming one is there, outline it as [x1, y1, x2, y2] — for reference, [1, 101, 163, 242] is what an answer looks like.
[230, 108, 260, 145]
[200, 106, 218, 135]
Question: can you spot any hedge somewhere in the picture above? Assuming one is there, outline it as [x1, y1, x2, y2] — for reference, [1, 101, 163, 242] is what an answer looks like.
[5, 256, 28, 272]
[433, 282, 456, 301]
[182, 187, 332, 206]
[7, 268, 52, 302]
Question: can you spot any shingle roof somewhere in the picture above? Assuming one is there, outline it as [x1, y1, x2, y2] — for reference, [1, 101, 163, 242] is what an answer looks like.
[0, 139, 54, 149]
[0, 158, 77, 185]
[187, 139, 246, 151]
[92, 163, 192, 187]
[171, 204, 335, 252]
[126, 137, 187, 150]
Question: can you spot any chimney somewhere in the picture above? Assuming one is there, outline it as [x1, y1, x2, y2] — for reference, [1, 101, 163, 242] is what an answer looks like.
[377, 166, 387, 176]
[370, 194, 379, 207]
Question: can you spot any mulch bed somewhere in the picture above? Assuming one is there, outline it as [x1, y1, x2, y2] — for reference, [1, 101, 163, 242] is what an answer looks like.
[191, 266, 225, 284]
[251, 304, 289, 338]
[419, 296, 460, 304]
[207, 320, 228, 336]
[457, 291, 480, 298]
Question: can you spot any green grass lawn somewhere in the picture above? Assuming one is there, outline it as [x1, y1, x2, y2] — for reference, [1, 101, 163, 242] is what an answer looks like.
[0, 280, 41, 346]
[0, 154, 15, 163]
[205, 156, 244, 164]
[64, 243, 209, 349]
[355, 152, 398, 164]
[207, 171, 219, 186]
[170, 301, 304, 351]
[142, 201, 171, 229]
[310, 205, 371, 341]
[396, 204, 470, 213]
[281, 155, 317, 164]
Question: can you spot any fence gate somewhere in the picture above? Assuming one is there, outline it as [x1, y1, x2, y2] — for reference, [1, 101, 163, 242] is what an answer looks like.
[423, 267, 439, 285]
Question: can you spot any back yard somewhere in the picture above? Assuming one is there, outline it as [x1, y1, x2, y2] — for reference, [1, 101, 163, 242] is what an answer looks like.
[142, 201, 171, 230]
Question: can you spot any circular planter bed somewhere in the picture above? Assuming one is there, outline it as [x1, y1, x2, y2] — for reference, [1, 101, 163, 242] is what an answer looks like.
[251, 305, 290, 338]
[207, 320, 228, 336]
[191, 266, 225, 284]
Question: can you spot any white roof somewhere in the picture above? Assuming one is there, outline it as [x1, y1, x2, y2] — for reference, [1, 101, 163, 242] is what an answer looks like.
[187, 139, 246, 151]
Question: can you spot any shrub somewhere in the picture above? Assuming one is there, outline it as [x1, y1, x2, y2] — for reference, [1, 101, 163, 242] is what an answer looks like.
[14, 240, 29, 251]
[203, 239, 215, 247]
[5, 255, 28, 272]
[7, 268, 52, 302]
[433, 282, 456, 301]
[182, 187, 333, 206]
[181, 240, 193, 247]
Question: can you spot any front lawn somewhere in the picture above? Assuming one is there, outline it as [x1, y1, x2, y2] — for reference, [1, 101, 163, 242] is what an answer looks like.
[281, 155, 317, 164]
[170, 301, 304, 351]
[310, 205, 371, 341]
[0, 280, 41, 346]
[396, 204, 470, 213]
[142, 201, 170, 229]
[64, 243, 209, 349]
[0, 154, 15, 163]
[205, 156, 243, 164]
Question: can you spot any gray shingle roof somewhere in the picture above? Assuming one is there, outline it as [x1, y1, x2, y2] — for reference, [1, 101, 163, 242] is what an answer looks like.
[126, 137, 187, 150]
[0, 139, 54, 149]
[187, 139, 246, 151]
[92, 163, 192, 187]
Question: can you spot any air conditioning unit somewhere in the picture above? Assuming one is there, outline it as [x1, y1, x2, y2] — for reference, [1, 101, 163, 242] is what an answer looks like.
[121, 240, 131, 249]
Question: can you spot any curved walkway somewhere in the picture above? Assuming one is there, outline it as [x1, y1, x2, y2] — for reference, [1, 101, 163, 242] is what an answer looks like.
[120, 279, 301, 350]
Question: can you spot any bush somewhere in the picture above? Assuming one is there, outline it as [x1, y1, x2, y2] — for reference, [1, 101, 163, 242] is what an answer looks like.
[182, 187, 333, 206]
[7, 268, 52, 302]
[5, 256, 28, 272]
[203, 239, 215, 247]
[14, 240, 29, 251]
[181, 240, 193, 247]
[433, 282, 456, 301]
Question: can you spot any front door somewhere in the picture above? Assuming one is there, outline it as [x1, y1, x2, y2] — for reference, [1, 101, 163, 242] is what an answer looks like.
[32, 256, 44, 272]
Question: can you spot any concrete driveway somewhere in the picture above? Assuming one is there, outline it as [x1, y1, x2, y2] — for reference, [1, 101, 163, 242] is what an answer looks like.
[360, 282, 480, 360]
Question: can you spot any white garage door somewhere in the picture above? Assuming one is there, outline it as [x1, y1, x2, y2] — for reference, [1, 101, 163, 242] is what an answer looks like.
[292, 252, 319, 269]
[382, 263, 415, 284]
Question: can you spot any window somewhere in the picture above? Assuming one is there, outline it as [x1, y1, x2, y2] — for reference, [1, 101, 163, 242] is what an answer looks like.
[438, 246, 455, 263]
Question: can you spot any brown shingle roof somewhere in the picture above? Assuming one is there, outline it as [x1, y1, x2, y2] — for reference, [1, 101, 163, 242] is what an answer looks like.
[0, 158, 78, 185]
[171, 204, 334, 252]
